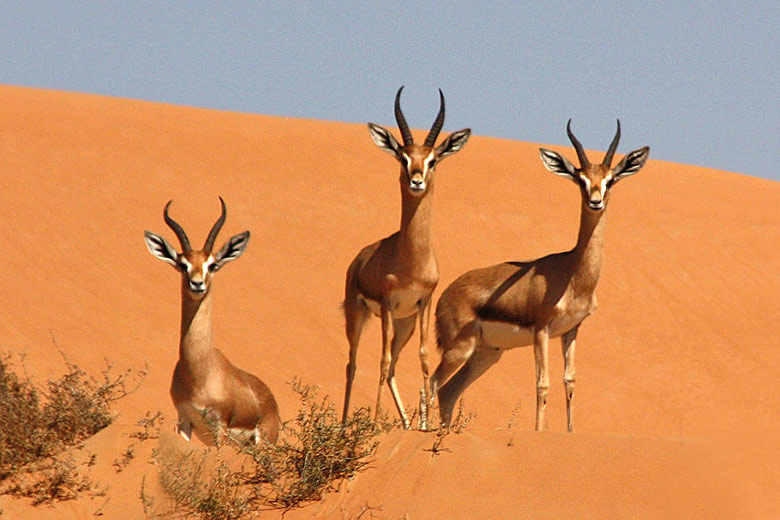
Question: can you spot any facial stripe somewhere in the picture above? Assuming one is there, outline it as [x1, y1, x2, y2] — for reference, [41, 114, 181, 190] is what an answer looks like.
[179, 254, 218, 284]
[579, 174, 591, 192]
[401, 152, 413, 173]
[399, 148, 437, 193]
[425, 151, 435, 171]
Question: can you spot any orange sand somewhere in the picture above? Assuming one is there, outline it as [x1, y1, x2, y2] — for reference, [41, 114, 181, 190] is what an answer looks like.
[0, 85, 778, 519]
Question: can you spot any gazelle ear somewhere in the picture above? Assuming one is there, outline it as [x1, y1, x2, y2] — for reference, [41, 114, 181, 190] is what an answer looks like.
[367, 123, 401, 157]
[612, 146, 649, 182]
[213, 231, 250, 271]
[435, 128, 471, 160]
[144, 231, 179, 267]
[539, 148, 577, 181]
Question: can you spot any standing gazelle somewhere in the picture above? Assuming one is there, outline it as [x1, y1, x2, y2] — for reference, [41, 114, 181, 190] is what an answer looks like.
[144, 197, 280, 444]
[342, 86, 471, 429]
[431, 120, 649, 432]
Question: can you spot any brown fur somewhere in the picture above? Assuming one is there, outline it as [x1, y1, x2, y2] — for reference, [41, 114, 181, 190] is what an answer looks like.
[145, 201, 280, 444]
[172, 282, 280, 444]
[341, 97, 471, 429]
[431, 123, 648, 432]
[342, 155, 440, 430]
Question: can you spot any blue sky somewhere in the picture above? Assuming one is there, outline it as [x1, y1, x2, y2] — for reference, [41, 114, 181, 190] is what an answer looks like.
[2, 2, 778, 181]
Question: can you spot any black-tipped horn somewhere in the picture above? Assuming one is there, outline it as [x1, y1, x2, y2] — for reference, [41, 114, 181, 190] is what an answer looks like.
[203, 197, 227, 253]
[164, 200, 192, 253]
[602, 119, 621, 167]
[394, 86, 413, 146]
[424, 89, 446, 148]
[567, 119, 589, 167]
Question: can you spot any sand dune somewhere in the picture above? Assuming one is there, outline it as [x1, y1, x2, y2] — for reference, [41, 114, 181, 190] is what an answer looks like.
[1, 85, 778, 518]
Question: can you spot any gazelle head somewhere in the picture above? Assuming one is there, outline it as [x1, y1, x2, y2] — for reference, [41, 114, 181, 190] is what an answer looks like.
[367, 86, 471, 197]
[144, 197, 250, 300]
[539, 120, 649, 213]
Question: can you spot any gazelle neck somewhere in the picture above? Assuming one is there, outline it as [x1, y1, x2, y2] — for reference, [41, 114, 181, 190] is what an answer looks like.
[179, 282, 213, 365]
[398, 181, 434, 263]
[570, 200, 608, 292]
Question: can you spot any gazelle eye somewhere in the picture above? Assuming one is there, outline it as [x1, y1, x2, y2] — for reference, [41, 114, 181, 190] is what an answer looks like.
[208, 263, 217, 271]
[428, 158, 437, 169]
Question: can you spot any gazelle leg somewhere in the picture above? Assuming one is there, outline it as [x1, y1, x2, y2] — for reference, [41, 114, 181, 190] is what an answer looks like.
[437, 345, 503, 428]
[342, 298, 371, 423]
[534, 327, 550, 431]
[387, 315, 416, 429]
[417, 297, 433, 430]
[561, 324, 579, 433]
[430, 321, 479, 398]
[177, 412, 193, 442]
[375, 302, 394, 421]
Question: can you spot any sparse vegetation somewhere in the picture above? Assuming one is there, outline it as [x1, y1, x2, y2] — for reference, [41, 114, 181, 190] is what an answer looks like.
[427, 397, 473, 456]
[0, 349, 142, 504]
[132, 410, 164, 442]
[3, 455, 98, 505]
[114, 411, 164, 474]
[112, 445, 136, 473]
[155, 379, 393, 518]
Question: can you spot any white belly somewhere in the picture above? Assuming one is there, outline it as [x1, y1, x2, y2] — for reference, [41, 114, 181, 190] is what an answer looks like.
[479, 311, 589, 350]
[361, 286, 426, 319]
[479, 320, 534, 350]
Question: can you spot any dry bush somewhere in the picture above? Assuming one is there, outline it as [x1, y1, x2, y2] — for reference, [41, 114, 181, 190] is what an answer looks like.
[113, 411, 164, 474]
[0, 350, 141, 504]
[241, 379, 393, 509]
[156, 379, 393, 518]
[3, 456, 97, 505]
[132, 410, 164, 442]
[427, 397, 473, 455]
[157, 448, 250, 520]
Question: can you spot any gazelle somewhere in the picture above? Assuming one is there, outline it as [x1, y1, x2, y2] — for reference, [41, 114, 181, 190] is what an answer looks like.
[144, 197, 280, 445]
[342, 86, 471, 429]
[431, 120, 649, 432]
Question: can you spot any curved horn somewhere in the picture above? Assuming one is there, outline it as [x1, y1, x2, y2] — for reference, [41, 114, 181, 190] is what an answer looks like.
[394, 86, 413, 146]
[602, 119, 621, 167]
[203, 197, 227, 253]
[424, 89, 446, 147]
[566, 119, 589, 167]
[164, 200, 192, 253]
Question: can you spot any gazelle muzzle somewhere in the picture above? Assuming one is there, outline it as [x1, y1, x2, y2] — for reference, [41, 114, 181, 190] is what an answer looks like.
[189, 280, 206, 293]
[408, 170, 426, 192]
[579, 174, 608, 212]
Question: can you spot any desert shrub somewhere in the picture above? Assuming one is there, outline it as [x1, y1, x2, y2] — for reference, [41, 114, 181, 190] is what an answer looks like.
[132, 410, 164, 442]
[0, 353, 54, 478]
[156, 379, 393, 517]
[158, 449, 250, 520]
[427, 397, 474, 455]
[0, 350, 141, 503]
[3, 456, 96, 505]
[241, 379, 392, 508]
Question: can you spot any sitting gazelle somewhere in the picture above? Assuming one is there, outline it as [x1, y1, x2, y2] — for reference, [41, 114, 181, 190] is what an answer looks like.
[144, 197, 280, 444]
